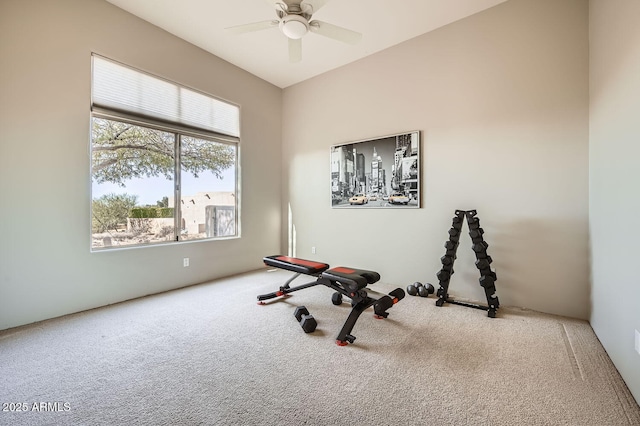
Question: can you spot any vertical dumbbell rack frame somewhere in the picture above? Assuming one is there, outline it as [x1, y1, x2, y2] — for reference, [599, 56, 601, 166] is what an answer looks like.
[435, 209, 500, 318]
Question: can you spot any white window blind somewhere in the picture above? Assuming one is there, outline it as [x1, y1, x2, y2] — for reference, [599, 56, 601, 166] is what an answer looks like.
[92, 55, 240, 138]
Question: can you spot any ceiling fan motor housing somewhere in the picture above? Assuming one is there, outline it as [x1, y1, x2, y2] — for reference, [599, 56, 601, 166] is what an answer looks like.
[280, 14, 309, 39]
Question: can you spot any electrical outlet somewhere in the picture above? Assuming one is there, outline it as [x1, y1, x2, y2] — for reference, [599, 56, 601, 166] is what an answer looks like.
[183, 258, 190, 267]
[312, 247, 316, 254]
[635, 330, 640, 355]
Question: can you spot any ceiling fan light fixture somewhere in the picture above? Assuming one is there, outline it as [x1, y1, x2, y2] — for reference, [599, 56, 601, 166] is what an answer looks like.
[280, 15, 309, 39]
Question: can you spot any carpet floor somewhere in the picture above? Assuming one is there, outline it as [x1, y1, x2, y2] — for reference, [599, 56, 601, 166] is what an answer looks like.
[1, 268, 639, 425]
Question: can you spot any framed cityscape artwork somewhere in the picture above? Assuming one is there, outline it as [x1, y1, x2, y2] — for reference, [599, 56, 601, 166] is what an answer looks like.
[330, 131, 421, 209]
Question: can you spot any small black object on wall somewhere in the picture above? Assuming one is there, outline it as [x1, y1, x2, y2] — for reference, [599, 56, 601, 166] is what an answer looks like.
[435, 210, 500, 318]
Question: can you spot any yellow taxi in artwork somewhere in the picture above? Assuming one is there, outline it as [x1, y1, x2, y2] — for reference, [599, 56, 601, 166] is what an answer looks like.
[349, 193, 368, 205]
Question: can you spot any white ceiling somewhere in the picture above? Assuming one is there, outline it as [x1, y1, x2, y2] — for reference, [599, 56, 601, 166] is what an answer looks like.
[105, 0, 509, 88]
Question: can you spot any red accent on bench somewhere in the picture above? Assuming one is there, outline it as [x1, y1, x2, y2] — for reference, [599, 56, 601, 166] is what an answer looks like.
[263, 255, 330, 276]
[275, 256, 328, 270]
[330, 267, 356, 274]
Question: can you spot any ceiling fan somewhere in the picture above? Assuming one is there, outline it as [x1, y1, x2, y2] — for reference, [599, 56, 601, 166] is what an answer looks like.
[226, 0, 362, 63]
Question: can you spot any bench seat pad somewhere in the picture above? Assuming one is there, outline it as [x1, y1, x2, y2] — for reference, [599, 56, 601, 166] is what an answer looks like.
[322, 267, 380, 291]
[263, 255, 330, 276]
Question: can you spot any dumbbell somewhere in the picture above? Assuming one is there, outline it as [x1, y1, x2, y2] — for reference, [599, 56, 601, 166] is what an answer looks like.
[479, 272, 498, 289]
[441, 255, 455, 265]
[436, 268, 454, 282]
[444, 240, 458, 250]
[475, 256, 493, 270]
[421, 283, 435, 297]
[469, 227, 484, 238]
[472, 241, 489, 253]
[294, 306, 317, 333]
[406, 282, 435, 298]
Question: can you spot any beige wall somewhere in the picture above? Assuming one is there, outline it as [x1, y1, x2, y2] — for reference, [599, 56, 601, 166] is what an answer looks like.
[0, 0, 282, 330]
[282, 0, 590, 319]
[1, 0, 636, 407]
[589, 0, 640, 404]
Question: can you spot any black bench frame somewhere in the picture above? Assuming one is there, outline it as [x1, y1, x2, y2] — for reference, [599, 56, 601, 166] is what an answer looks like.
[259, 255, 405, 346]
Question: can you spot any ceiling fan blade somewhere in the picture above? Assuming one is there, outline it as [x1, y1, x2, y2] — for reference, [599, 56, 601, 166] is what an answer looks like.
[226, 20, 279, 35]
[301, 0, 330, 14]
[289, 38, 302, 63]
[309, 20, 362, 45]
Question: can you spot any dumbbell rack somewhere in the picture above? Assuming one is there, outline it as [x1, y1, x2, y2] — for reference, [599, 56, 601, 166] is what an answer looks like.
[435, 209, 500, 318]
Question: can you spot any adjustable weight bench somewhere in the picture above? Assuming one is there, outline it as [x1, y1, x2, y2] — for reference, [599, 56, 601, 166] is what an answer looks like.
[259, 255, 405, 346]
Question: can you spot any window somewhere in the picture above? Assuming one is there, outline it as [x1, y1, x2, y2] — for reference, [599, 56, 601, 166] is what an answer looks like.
[90, 55, 240, 250]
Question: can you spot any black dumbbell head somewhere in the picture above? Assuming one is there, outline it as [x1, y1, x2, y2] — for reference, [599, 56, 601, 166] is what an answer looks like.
[300, 315, 317, 333]
[406, 284, 418, 296]
[479, 275, 496, 289]
[436, 270, 451, 282]
[294, 306, 310, 322]
[475, 257, 493, 270]
[469, 228, 484, 238]
[472, 242, 488, 252]
[417, 285, 430, 298]
[444, 241, 457, 250]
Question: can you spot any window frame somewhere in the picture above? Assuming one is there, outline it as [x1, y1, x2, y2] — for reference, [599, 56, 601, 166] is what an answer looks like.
[90, 55, 241, 251]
